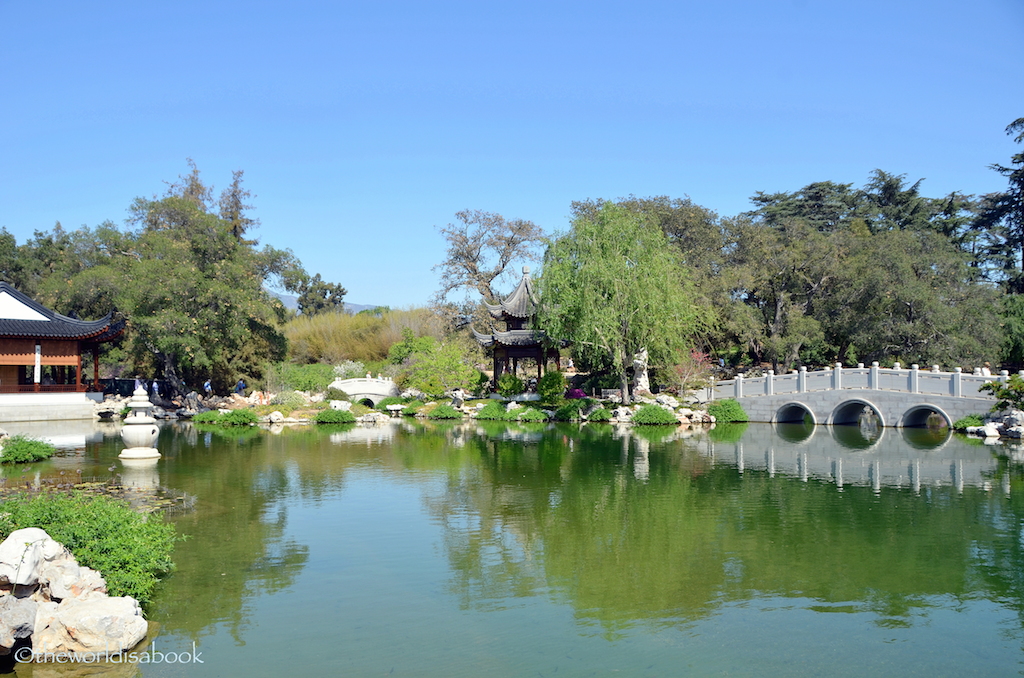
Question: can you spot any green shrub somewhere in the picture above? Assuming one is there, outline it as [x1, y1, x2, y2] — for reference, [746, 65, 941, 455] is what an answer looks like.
[554, 401, 585, 421]
[537, 371, 567, 403]
[325, 387, 350, 401]
[376, 396, 406, 411]
[706, 399, 748, 423]
[497, 373, 524, 398]
[221, 409, 259, 426]
[192, 410, 222, 424]
[586, 407, 612, 422]
[469, 370, 491, 396]
[631, 404, 678, 425]
[0, 435, 56, 464]
[0, 492, 178, 605]
[315, 408, 356, 424]
[980, 374, 1024, 411]
[516, 407, 549, 422]
[428, 404, 463, 420]
[952, 414, 985, 431]
[476, 401, 510, 420]
[402, 400, 424, 416]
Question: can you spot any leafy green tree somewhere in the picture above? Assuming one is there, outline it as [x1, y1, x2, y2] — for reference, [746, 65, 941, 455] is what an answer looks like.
[975, 118, 1024, 292]
[388, 327, 437, 364]
[294, 272, 347, 316]
[727, 218, 833, 371]
[1001, 294, 1024, 368]
[538, 201, 709, 400]
[22, 163, 344, 394]
[401, 341, 481, 397]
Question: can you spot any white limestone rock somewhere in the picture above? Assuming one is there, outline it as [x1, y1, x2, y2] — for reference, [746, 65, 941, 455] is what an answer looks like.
[655, 394, 680, 409]
[268, 410, 285, 424]
[0, 596, 36, 653]
[32, 596, 147, 655]
[330, 400, 352, 411]
[37, 556, 106, 602]
[0, 529, 64, 587]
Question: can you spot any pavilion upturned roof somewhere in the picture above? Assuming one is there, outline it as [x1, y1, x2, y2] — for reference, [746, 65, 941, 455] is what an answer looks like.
[483, 267, 539, 320]
[0, 282, 125, 342]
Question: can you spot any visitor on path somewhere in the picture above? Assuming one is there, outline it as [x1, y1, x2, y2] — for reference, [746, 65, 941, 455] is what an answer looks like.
[150, 380, 160, 399]
[235, 378, 246, 395]
[981, 362, 993, 377]
[203, 379, 212, 398]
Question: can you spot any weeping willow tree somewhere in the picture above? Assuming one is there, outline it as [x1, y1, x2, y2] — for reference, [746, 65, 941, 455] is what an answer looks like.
[537, 201, 711, 400]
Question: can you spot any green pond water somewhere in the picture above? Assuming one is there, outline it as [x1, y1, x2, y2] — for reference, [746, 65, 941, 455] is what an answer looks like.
[11, 419, 1024, 677]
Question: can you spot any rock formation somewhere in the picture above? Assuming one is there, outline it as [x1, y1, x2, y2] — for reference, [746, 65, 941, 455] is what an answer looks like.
[0, 528, 147, 657]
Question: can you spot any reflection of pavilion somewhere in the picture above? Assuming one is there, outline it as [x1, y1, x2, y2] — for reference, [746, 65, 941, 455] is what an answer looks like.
[472, 267, 562, 385]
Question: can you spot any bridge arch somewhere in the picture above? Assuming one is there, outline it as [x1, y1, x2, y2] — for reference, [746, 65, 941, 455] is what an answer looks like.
[899, 404, 952, 429]
[329, 377, 400, 408]
[773, 401, 817, 425]
[829, 398, 886, 428]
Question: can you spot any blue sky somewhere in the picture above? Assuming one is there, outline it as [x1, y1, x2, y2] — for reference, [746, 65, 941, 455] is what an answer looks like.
[1, 0, 1022, 308]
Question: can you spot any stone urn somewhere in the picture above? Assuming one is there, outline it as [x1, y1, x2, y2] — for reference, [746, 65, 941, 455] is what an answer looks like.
[119, 387, 160, 459]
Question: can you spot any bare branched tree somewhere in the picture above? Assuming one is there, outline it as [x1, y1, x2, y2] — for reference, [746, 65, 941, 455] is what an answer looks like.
[432, 209, 546, 304]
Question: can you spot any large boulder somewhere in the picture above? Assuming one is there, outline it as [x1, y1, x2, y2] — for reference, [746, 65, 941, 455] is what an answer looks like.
[0, 528, 64, 587]
[0, 596, 36, 654]
[33, 596, 147, 655]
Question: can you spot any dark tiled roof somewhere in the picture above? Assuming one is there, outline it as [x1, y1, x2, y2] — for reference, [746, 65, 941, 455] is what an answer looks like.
[472, 327, 546, 348]
[483, 268, 538, 320]
[0, 282, 122, 341]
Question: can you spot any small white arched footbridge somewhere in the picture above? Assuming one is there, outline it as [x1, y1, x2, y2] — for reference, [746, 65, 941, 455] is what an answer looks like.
[329, 377, 400, 407]
[711, 362, 1010, 428]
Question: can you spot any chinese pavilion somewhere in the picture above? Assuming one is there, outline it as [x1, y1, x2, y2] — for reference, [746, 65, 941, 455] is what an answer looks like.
[472, 267, 562, 385]
[0, 282, 124, 393]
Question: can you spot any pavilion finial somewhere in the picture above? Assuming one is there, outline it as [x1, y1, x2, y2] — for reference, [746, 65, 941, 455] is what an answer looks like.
[522, 266, 530, 275]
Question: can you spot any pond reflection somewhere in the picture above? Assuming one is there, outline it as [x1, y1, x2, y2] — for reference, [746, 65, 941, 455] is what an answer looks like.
[45, 419, 1024, 677]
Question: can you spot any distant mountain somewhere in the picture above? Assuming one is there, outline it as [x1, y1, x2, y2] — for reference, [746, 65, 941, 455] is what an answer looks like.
[271, 292, 379, 315]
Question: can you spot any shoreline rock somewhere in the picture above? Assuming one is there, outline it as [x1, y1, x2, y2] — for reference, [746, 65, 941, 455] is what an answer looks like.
[0, 528, 147, 656]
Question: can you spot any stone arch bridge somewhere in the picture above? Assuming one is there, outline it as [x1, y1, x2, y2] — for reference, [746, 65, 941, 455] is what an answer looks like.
[329, 377, 400, 407]
[710, 363, 1009, 428]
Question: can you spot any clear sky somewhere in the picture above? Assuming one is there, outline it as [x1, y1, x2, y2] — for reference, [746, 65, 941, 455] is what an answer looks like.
[1, 0, 1022, 308]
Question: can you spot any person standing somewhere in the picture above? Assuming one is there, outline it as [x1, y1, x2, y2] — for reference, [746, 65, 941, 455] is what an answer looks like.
[235, 378, 246, 395]
[203, 379, 213, 398]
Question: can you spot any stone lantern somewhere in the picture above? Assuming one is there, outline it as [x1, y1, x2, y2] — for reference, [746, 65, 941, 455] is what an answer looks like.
[119, 387, 160, 459]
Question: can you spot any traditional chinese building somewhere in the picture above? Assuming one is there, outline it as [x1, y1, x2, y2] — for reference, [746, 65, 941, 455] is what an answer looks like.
[472, 267, 562, 385]
[0, 283, 124, 421]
